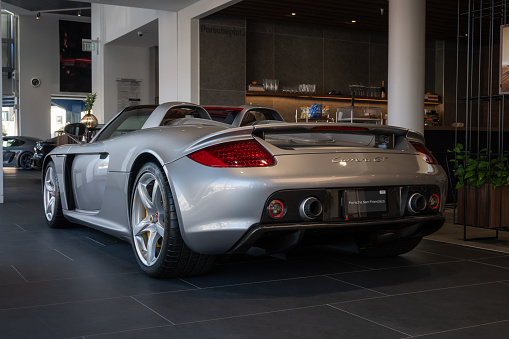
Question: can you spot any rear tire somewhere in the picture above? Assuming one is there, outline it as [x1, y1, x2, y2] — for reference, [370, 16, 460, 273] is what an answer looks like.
[43, 161, 69, 228]
[358, 237, 422, 257]
[19, 152, 33, 170]
[130, 162, 216, 278]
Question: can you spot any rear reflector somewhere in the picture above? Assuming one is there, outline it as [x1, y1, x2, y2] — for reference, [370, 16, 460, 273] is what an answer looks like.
[410, 141, 438, 164]
[311, 126, 369, 131]
[188, 139, 275, 167]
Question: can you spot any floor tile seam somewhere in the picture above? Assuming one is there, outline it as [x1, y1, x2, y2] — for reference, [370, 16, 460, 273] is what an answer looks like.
[325, 259, 466, 277]
[0, 269, 143, 285]
[130, 296, 175, 325]
[0, 290, 198, 313]
[326, 304, 412, 337]
[405, 318, 509, 338]
[13, 223, 26, 231]
[66, 324, 175, 338]
[324, 275, 389, 296]
[469, 259, 509, 270]
[424, 238, 509, 255]
[330, 280, 507, 305]
[174, 304, 327, 326]
[414, 248, 470, 260]
[10, 265, 28, 283]
[133, 275, 331, 294]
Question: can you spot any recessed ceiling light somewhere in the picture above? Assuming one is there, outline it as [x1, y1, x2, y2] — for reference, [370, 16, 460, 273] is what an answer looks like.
[351, 20, 357, 23]
[291, 12, 296, 16]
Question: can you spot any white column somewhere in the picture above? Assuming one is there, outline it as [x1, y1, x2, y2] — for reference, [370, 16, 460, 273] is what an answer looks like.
[91, 3, 105, 123]
[387, 0, 426, 135]
[158, 11, 179, 103]
[0, 0, 3, 204]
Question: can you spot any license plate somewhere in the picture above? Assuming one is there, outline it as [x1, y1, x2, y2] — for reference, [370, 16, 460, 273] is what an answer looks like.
[343, 189, 388, 219]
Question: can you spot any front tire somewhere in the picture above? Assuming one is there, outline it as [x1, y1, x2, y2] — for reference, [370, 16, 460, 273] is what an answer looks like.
[131, 162, 215, 278]
[43, 161, 69, 228]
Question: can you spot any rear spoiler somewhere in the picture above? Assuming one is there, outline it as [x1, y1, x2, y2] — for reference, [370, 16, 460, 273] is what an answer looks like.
[184, 122, 425, 153]
[253, 123, 425, 143]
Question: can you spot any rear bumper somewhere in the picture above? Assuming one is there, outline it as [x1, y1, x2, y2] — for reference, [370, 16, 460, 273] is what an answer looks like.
[227, 214, 445, 254]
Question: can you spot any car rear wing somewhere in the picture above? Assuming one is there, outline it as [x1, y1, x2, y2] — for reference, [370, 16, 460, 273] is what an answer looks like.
[185, 123, 425, 154]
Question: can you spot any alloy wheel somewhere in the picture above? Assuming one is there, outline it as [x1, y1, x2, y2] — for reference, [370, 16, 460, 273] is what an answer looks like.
[43, 166, 56, 221]
[131, 172, 166, 266]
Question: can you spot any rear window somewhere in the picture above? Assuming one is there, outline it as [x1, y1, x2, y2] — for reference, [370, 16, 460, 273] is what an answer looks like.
[160, 107, 209, 126]
[205, 108, 242, 124]
[264, 132, 394, 149]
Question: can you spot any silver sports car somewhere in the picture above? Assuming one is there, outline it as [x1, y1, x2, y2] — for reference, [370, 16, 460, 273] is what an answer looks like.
[42, 102, 447, 278]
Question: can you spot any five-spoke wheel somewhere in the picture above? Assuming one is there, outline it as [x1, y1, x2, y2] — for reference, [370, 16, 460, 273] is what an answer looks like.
[43, 161, 67, 228]
[131, 171, 166, 267]
[130, 162, 215, 278]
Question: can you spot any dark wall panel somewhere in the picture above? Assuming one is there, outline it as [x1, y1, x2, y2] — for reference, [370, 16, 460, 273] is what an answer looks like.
[199, 16, 246, 105]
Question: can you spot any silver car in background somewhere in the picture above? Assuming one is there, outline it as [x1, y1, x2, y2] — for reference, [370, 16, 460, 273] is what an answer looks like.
[42, 102, 447, 278]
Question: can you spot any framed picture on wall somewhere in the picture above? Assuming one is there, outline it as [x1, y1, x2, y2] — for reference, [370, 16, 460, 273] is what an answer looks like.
[500, 24, 509, 94]
[59, 20, 92, 93]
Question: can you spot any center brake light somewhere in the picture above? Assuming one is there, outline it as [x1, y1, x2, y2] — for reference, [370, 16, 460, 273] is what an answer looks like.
[188, 139, 275, 167]
[410, 141, 438, 165]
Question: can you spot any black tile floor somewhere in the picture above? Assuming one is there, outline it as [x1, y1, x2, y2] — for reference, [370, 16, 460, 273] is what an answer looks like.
[1, 167, 509, 338]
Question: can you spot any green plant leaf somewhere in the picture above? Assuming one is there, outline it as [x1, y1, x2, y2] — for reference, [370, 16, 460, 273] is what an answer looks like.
[467, 158, 477, 165]
[467, 177, 477, 186]
[455, 181, 464, 189]
[465, 171, 475, 179]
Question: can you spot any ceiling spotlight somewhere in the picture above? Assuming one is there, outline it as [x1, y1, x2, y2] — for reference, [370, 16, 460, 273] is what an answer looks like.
[36, 12, 40, 19]
[291, 12, 296, 16]
[78, 10, 81, 17]
[351, 20, 357, 23]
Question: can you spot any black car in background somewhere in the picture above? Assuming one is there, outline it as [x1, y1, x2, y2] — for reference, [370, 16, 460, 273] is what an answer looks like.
[31, 137, 57, 170]
[2, 136, 41, 169]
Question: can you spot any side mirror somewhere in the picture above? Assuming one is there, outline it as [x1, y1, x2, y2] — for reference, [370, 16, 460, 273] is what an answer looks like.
[63, 123, 88, 144]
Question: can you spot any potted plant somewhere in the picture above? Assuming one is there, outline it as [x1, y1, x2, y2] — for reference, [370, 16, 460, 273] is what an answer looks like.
[448, 143, 509, 228]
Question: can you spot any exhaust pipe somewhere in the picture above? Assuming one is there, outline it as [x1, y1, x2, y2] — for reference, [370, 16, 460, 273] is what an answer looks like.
[299, 197, 323, 220]
[408, 193, 426, 214]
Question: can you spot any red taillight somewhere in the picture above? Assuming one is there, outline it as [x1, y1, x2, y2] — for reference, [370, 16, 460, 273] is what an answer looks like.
[410, 141, 438, 164]
[188, 140, 275, 167]
[311, 126, 369, 131]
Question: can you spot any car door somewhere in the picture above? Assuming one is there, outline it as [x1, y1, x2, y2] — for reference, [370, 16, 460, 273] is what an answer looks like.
[2, 138, 17, 164]
[71, 147, 109, 211]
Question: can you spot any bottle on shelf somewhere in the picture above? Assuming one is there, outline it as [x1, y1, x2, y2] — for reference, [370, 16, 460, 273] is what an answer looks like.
[381, 81, 386, 99]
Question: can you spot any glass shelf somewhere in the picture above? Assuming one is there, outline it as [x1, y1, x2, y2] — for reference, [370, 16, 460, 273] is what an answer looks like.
[246, 91, 441, 105]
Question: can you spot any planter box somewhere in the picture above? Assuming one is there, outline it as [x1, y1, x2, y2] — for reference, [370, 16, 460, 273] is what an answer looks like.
[456, 184, 509, 228]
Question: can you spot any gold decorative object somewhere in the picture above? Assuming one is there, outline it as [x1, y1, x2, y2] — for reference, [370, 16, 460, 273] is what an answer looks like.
[80, 93, 98, 128]
[80, 112, 98, 129]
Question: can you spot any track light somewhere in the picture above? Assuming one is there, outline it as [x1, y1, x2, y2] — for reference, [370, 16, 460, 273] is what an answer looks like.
[36, 12, 40, 19]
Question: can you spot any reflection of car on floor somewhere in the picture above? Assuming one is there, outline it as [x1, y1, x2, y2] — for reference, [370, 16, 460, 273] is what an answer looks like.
[204, 105, 284, 126]
[3, 136, 41, 169]
[42, 102, 447, 278]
